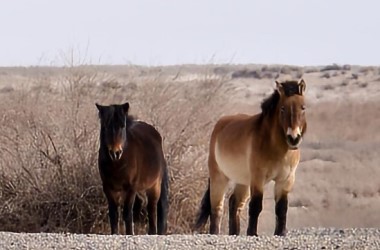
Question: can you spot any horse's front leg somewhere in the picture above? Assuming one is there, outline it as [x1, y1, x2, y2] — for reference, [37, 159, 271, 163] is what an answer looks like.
[123, 189, 137, 235]
[274, 173, 295, 236]
[247, 171, 265, 236]
[103, 187, 121, 235]
[246, 186, 263, 236]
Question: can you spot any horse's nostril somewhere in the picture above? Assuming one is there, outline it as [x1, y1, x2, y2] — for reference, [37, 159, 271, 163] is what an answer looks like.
[296, 135, 301, 143]
[115, 150, 123, 160]
[108, 149, 123, 160]
[287, 134, 301, 146]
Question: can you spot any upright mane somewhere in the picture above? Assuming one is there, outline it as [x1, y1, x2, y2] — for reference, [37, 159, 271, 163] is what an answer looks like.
[99, 105, 135, 129]
[259, 80, 302, 119]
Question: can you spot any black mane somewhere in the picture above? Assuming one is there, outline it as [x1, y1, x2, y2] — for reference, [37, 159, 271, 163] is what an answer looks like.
[260, 81, 301, 119]
[260, 90, 280, 118]
[99, 105, 135, 129]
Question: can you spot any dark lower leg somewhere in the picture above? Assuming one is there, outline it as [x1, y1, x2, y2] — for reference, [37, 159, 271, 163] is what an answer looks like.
[274, 195, 288, 236]
[147, 193, 158, 235]
[123, 191, 136, 235]
[209, 173, 228, 235]
[246, 193, 263, 236]
[228, 194, 240, 235]
[210, 209, 222, 234]
[108, 201, 119, 235]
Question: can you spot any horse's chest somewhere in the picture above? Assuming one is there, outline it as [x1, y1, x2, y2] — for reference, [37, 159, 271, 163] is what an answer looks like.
[266, 155, 299, 183]
[100, 162, 136, 185]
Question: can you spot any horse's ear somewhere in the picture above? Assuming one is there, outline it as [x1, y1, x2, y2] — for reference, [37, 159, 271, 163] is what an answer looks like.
[95, 103, 104, 118]
[275, 80, 285, 96]
[298, 79, 306, 95]
[122, 102, 129, 114]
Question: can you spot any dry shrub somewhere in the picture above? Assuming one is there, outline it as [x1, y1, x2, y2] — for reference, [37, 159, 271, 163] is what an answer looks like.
[321, 72, 331, 79]
[0, 66, 110, 233]
[320, 64, 342, 72]
[304, 67, 319, 74]
[232, 69, 262, 79]
[0, 66, 232, 234]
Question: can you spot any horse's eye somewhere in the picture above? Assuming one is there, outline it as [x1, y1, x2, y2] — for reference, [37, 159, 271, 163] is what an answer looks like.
[280, 106, 285, 113]
[301, 105, 306, 111]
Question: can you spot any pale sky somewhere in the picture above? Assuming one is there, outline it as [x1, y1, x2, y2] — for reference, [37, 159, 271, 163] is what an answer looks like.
[1, 0, 379, 66]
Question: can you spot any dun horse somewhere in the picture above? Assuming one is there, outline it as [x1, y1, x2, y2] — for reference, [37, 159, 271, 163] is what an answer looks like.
[96, 102, 169, 235]
[195, 79, 307, 236]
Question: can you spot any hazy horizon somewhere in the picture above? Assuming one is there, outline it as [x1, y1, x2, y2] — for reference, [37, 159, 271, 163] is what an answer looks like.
[1, 0, 380, 67]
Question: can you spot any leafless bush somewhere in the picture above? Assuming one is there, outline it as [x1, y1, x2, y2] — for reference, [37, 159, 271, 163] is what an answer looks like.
[0, 86, 14, 93]
[0, 65, 232, 234]
[320, 64, 342, 72]
[358, 82, 368, 88]
[304, 67, 319, 74]
[342, 64, 351, 71]
[323, 84, 335, 90]
[340, 79, 350, 87]
[261, 65, 281, 73]
[321, 72, 331, 79]
[231, 69, 262, 79]
[351, 73, 359, 80]
[359, 67, 375, 75]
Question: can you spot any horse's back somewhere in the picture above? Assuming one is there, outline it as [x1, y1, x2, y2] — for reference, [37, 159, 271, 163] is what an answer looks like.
[130, 121, 163, 145]
[129, 121, 166, 166]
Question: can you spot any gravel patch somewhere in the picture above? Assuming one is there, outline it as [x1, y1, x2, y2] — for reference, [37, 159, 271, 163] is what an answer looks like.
[0, 228, 379, 250]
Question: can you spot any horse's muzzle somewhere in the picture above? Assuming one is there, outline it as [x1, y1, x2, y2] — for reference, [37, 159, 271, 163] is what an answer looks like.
[286, 134, 302, 149]
[109, 149, 123, 161]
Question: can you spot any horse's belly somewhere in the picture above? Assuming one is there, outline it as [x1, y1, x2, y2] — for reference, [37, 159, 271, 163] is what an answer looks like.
[215, 146, 250, 185]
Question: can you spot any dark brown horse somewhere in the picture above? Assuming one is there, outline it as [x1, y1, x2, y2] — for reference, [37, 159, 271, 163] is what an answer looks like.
[96, 102, 169, 235]
[195, 79, 307, 236]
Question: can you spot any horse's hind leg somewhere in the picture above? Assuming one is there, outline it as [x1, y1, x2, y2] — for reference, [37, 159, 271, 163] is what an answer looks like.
[209, 170, 228, 234]
[146, 181, 161, 235]
[122, 189, 137, 235]
[157, 166, 169, 235]
[228, 184, 249, 235]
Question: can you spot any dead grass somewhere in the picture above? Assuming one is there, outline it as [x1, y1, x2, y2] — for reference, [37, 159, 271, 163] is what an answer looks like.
[1, 64, 380, 235]
[0, 65, 232, 234]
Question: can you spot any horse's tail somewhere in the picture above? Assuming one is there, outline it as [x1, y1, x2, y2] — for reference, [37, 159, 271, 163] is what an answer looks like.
[157, 161, 169, 235]
[194, 178, 211, 231]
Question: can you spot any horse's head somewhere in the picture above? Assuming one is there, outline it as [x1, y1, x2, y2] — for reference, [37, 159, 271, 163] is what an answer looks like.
[276, 79, 307, 150]
[96, 102, 130, 161]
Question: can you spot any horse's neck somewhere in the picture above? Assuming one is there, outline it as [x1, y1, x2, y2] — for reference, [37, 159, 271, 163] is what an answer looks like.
[258, 115, 288, 155]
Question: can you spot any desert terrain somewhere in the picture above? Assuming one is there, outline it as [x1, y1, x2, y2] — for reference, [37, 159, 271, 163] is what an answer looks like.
[0, 63, 379, 248]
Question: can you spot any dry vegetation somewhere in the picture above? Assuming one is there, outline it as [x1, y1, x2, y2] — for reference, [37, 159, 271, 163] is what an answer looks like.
[0, 63, 379, 235]
[0, 64, 234, 234]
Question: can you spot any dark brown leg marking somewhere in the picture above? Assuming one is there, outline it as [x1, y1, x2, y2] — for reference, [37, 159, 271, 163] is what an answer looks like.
[274, 195, 288, 236]
[246, 193, 263, 236]
[147, 190, 159, 235]
[228, 194, 240, 235]
[210, 211, 222, 234]
[123, 191, 136, 235]
[108, 200, 119, 235]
